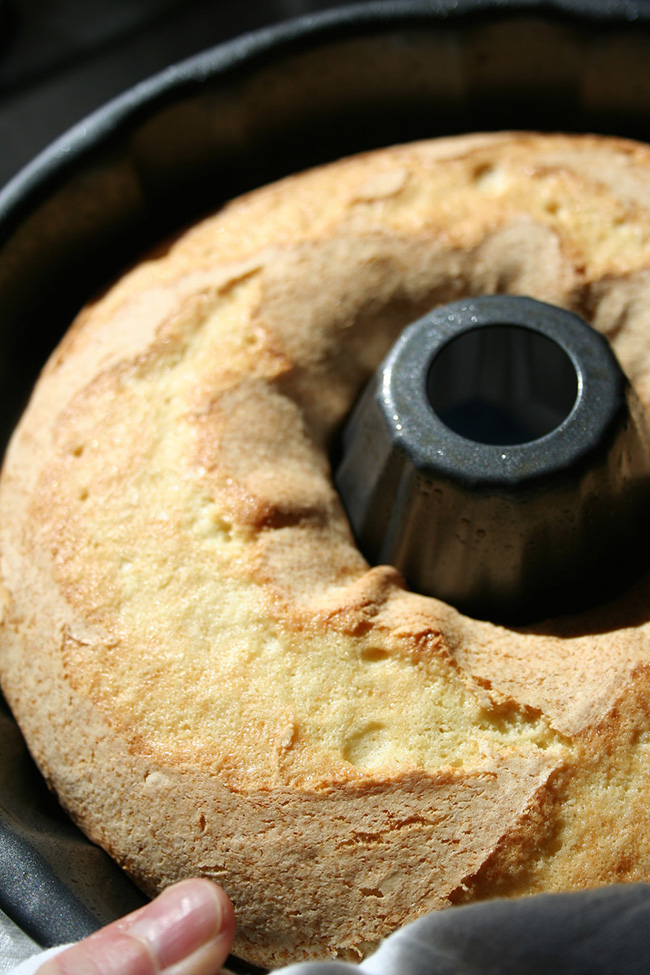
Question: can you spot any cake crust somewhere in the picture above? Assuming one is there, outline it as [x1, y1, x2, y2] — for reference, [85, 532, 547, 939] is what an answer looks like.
[2, 133, 650, 967]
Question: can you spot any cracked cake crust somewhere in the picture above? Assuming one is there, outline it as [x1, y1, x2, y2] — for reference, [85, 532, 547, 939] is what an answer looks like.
[2, 133, 650, 967]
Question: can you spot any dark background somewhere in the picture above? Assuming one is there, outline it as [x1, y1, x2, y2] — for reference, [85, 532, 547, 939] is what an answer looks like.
[0, 0, 357, 190]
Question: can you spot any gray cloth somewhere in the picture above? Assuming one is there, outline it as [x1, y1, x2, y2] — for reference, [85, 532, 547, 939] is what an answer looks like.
[7, 885, 650, 975]
[282, 885, 650, 975]
[5, 945, 68, 975]
[0, 911, 40, 974]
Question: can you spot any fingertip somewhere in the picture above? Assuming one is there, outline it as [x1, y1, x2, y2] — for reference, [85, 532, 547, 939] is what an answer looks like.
[127, 878, 236, 969]
[35, 878, 237, 975]
[151, 882, 237, 975]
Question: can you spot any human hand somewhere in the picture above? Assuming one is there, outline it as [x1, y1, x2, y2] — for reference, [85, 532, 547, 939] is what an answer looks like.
[35, 878, 236, 975]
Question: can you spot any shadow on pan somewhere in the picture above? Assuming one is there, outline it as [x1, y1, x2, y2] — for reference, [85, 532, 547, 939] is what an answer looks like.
[0, 0, 649, 962]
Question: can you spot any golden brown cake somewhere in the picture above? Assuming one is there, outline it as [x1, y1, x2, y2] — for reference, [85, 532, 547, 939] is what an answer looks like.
[2, 132, 650, 968]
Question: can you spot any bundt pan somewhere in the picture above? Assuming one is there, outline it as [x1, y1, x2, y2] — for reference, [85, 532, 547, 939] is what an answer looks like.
[2, 0, 650, 965]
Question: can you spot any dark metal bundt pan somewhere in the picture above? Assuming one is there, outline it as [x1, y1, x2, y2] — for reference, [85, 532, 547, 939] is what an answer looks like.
[1, 0, 650, 961]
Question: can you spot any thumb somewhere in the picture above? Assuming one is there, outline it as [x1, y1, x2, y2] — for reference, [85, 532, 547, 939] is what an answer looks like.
[36, 878, 236, 975]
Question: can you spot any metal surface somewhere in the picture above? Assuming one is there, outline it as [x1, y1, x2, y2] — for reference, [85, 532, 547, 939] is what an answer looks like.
[336, 297, 650, 622]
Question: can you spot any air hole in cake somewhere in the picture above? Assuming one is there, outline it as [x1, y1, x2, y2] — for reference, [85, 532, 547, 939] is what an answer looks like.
[359, 887, 384, 898]
[342, 722, 391, 768]
[359, 646, 390, 664]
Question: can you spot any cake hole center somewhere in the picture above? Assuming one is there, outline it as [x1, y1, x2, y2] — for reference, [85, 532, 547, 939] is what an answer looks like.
[427, 324, 578, 445]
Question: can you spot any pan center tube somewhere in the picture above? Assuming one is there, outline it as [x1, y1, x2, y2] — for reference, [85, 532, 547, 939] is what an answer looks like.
[427, 323, 577, 446]
[335, 296, 650, 624]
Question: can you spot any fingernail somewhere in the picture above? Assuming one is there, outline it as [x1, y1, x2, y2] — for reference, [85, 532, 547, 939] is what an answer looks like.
[126, 879, 225, 969]
[163, 938, 236, 975]
[36, 880, 233, 975]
